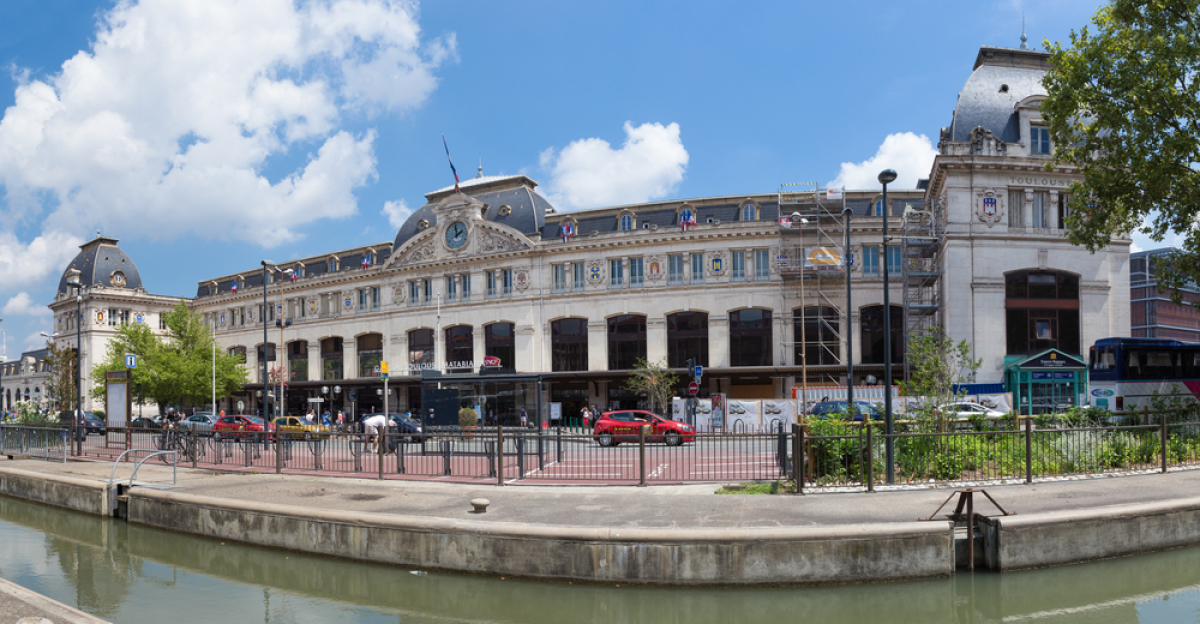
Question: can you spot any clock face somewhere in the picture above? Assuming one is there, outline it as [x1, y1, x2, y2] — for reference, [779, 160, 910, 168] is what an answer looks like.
[445, 221, 468, 249]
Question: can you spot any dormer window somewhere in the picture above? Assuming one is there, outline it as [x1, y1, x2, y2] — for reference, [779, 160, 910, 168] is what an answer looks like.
[327, 257, 338, 272]
[619, 214, 634, 231]
[1030, 126, 1051, 155]
[740, 203, 758, 222]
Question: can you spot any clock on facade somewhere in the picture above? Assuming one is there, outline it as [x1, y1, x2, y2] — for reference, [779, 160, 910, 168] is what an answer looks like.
[445, 221, 468, 249]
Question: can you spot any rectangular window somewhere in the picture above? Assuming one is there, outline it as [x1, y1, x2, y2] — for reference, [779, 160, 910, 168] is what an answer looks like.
[357, 288, 367, 311]
[461, 274, 471, 301]
[502, 269, 513, 296]
[423, 279, 432, 304]
[732, 251, 745, 282]
[755, 249, 770, 281]
[371, 287, 380, 311]
[1032, 191, 1049, 228]
[109, 308, 118, 326]
[409, 281, 420, 307]
[553, 264, 566, 293]
[610, 259, 624, 287]
[573, 263, 585, 292]
[487, 271, 497, 299]
[668, 254, 684, 285]
[1031, 126, 1051, 155]
[1009, 190, 1025, 228]
[863, 246, 880, 277]
[691, 253, 704, 284]
[446, 276, 457, 302]
[629, 257, 644, 287]
[887, 246, 902, 276]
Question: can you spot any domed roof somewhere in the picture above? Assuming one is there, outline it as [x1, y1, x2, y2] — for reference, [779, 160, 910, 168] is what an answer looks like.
[949, 46, 1051, 143]
[393, 175, 554, 250]
[57, 236, 144, 294]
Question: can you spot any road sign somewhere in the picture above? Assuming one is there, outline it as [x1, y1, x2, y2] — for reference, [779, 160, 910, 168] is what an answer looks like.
[688, 381, 699, 396]
[125, 353, 137, 368]
[307, 397, 324, 403]
[693, 365, 703, 379]
[237, 400, 245, 411]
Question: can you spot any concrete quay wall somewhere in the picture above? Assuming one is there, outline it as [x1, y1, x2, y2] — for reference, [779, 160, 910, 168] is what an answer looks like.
[125, 489, 954, 585]
[0, 466, 110, 516]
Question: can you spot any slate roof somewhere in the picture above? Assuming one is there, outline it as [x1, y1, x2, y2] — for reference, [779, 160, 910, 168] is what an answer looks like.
[394, 184, 552, 250]
[949, 47, 1051, 143]
[57, 237, 144, 294]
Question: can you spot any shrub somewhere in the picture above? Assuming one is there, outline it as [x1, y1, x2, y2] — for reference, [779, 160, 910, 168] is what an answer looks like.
[458, 407, 478, 428]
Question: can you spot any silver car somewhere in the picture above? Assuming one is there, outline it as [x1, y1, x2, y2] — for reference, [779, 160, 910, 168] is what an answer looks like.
[178, 413, 218, 436]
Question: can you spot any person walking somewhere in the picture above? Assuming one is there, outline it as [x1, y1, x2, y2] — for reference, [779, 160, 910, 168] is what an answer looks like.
[335, 410, 344, 432]
[519, 407, 528, 428]
[362, 412, 392, 452]
[580, 406, 590, 432]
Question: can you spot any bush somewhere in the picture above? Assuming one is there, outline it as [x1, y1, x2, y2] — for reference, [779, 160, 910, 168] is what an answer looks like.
[458, 407, 478, 428]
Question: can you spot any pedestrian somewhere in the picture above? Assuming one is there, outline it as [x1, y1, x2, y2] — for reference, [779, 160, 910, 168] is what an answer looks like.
[305, 409, 314, 424]
[580, 405, 590, 431]
[519, 407, 528, 428]
[335, 410, 344, 432]
[362, 412, 393, 452]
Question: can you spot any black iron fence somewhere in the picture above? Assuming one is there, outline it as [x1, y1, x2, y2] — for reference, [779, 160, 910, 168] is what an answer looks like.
[0, 425, 69, 462]
[30, 407, 1200, 489]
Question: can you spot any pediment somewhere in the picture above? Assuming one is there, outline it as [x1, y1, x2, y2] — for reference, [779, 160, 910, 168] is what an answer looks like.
[385, 219, 534, 270]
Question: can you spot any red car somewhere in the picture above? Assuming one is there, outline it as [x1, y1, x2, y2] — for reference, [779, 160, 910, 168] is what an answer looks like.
[213, 415, 276, 440]
[592, 410, 695, 447]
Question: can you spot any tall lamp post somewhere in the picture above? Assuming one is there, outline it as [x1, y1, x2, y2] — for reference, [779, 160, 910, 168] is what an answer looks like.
[260, 261, 274, 421]
[878, 168, 898, 485]
[842, 208, 854, 415]
[66, 280, 84, 456]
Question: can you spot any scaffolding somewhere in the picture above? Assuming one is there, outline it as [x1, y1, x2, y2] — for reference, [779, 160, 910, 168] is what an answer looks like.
[778, 183, 847, 389]
[899, 195, 944, 381]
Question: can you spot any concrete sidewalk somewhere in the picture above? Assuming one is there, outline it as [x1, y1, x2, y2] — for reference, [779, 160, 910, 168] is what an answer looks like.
[5, 455, 1199, 529]
[0, 577, 110, 624]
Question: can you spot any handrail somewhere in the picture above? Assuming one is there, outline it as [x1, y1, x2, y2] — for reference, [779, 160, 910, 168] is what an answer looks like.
[107, 449, 176, 490]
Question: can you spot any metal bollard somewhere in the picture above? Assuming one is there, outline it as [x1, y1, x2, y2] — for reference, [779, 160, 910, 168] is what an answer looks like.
[866, 421, 875, 493]
[441, 440, 452, 476]
[556, 426, 563, 463]
[797, 424, 806, 495]
[190, 427, 198, 469]
[638, 425, 647, 487]
[379, 431, 386, 480]
[276, 431, 283, 474]
[485, 441, 495, 477]
[1024, 416, 1033, 484]
[496, 423, 504, 486]
[310, 438, 324, 471]
[791, 423, 802, 495]
[516, 436, 525, 478]
[395, 437, 406, 474]
[1162, 410, 1169, 474]
[776, 421, 787, 474]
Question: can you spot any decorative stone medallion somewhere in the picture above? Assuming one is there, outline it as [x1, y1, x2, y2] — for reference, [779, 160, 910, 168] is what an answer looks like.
[392, 285, 406, 305]
[976, 188, 1005, 227]
[646, 255, 664, 281]
[514, 269, 530, 292]
[586, 260, 605, 285]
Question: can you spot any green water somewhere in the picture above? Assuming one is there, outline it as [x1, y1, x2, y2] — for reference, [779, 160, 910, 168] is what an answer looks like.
[0, 494, 1197, 623]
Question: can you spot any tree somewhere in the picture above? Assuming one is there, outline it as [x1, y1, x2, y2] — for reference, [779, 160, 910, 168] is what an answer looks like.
[90, 300, 248, 410]
[1042, 1, 1200, 292]
[623, 358, 681, 414]
[43, 340, 78, 413]
[900, 328, 981, 432]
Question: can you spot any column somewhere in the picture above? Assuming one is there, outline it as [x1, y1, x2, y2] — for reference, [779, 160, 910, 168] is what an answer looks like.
[307, 342, 321, 382]
[587, 320, 607, 371]
[709, 314, 729, 367]
[1049, 190, 1060, 229]
[515, 325, 536, 373]
[1023, 189, 1033, 230]
[646, 317, 667, 364]
[473, 326, 486, 370]
[343, 339, 357, 380]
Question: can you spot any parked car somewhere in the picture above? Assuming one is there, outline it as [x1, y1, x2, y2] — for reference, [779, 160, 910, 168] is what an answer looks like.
[129, 416, 161, 430]
[82, 413, 107, 435]
[214, 415, 275, 440]
[936, 401, 1007, 420]
[178, 413, 218, 436]
[386, 413, 424, 443]
[272, 416, 329, 440]
[809, 401, 883, 422]
[592, 410, 695, 447]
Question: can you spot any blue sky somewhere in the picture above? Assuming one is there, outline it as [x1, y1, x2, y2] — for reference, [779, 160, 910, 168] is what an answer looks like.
[0, 0, 1112, 355]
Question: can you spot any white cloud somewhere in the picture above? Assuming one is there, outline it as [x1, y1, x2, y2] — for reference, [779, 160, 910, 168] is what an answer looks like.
[0, 230, 84, 289]
[22, 330, 51, 351]
[3, 292, 50, 317]
[540, 121, 689, 211]
[381, 199, 413, 229]
[827, 132, 938, 190]
[0, 0, 453, 247]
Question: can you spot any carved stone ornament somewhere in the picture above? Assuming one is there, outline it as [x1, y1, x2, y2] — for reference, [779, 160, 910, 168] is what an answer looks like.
[219, 313, 227, 327]
[646, 255, 664, 282]
[586, 260, 605, 285]
[397, 241, 437, 267]
[514, 269, 530, 292]
[392, 285, 406, 305]
[57, 316, 63, 330]
[342, 291, 354, 312]
[707, 250, 728, 277]
[95, 310, 105, 325]
[975, 188, 1005, 227]
[969, 126, 1007, 157]
[307, 298, 318, 316]
[478, 229, 525, 254]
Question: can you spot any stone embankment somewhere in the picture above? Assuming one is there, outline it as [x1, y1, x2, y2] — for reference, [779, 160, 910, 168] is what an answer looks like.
[4, 458, 1200, 585]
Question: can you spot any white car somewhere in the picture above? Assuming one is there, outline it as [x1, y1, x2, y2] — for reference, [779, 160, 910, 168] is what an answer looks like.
[937, 402, 1006, 420]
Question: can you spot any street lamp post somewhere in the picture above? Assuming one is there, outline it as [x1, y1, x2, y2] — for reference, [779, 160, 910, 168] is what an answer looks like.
[66, 280, 84, 456]
[260, 261, 273, 422]
[842, 208, 854, 415]
[878, 168, 898, 485]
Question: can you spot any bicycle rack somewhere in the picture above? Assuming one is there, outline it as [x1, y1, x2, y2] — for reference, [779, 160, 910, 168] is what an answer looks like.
[349, 437, 365, 472]
[307, 438, 326, 470]
[733, 419, 746, 434]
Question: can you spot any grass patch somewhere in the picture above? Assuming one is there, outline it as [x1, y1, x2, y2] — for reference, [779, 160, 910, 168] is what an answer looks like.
[716, 480, 793, 495]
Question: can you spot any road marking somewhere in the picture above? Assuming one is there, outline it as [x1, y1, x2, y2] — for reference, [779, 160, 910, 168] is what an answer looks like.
[523, 460, 559, 477]
[648, 463, 668, 478]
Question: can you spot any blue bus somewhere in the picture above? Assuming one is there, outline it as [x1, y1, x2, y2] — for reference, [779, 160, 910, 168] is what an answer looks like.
[1088, 337, 1200, 411]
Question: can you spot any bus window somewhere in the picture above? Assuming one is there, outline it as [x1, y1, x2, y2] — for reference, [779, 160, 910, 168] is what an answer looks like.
[1145, 351, 1177, 379]
[1126, 351, 1144, 379]
[1092, 348, 1115, 370]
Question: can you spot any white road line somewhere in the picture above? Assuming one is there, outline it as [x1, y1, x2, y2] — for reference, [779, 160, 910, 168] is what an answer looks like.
[522, 460, 559, 477]
[648, 463, 669, 478]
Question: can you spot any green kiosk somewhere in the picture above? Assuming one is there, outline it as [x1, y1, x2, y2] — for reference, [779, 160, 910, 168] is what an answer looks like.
[1004, 349, 1088, 415]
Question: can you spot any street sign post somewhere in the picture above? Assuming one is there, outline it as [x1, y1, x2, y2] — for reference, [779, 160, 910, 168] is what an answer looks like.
[125, 354, 137, 368]
[693, 365, 702, 379]
[688, 381, 699, 396]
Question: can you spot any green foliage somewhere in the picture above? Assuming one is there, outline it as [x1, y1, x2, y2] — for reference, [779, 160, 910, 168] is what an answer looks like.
[622, 358, 681, 414]
[11, 401, 50, 425]
[899, 327, 981, 432]
[89, 300, 248, 410]
[458, 407, 478, 428]
[1042, 2, 1200, 292]
[42, 340, 78, 412]
[716, 480, 791, 495]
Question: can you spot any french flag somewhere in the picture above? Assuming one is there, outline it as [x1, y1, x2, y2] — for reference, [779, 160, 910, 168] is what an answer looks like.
[285, 269, 296, 283]
[681, 209, 697, 231]
[560, 221, 574, 242]
[231, 281, 238, 294]
[442, 134, 460, 193]
[361, 255, 370, 270]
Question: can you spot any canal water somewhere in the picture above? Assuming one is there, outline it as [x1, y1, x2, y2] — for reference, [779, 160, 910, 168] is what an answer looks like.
[1, 494, 1198, 624]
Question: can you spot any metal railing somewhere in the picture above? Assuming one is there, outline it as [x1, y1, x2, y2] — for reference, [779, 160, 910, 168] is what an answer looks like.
[0, 425, 69, 463]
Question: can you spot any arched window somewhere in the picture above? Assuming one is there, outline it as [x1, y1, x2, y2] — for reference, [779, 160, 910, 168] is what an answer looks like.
[552, 318, 589, 371]
[257, 343, 276, 382]
[327, 257, 338, 272]
[678, 208, 694, 227]
[619, 214, 634, 231]
[288, 341, 308, 382]
[408, 329, 434, 373]
[729, 309, 772, 366]
[485, 323, 515, 369]
[860, 305, 903, 364]
[357, 333, 383, 377]
[320, 337, 343, 380]
[794, 306, 840, 366]
[228, 346, 247, 360]
[1005, 270, 1080, 355]
[667, 311, 708, 368]
[608, 315, 647, 369]
[741, 203, 758, 222]
[443, 325, 474, 372]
